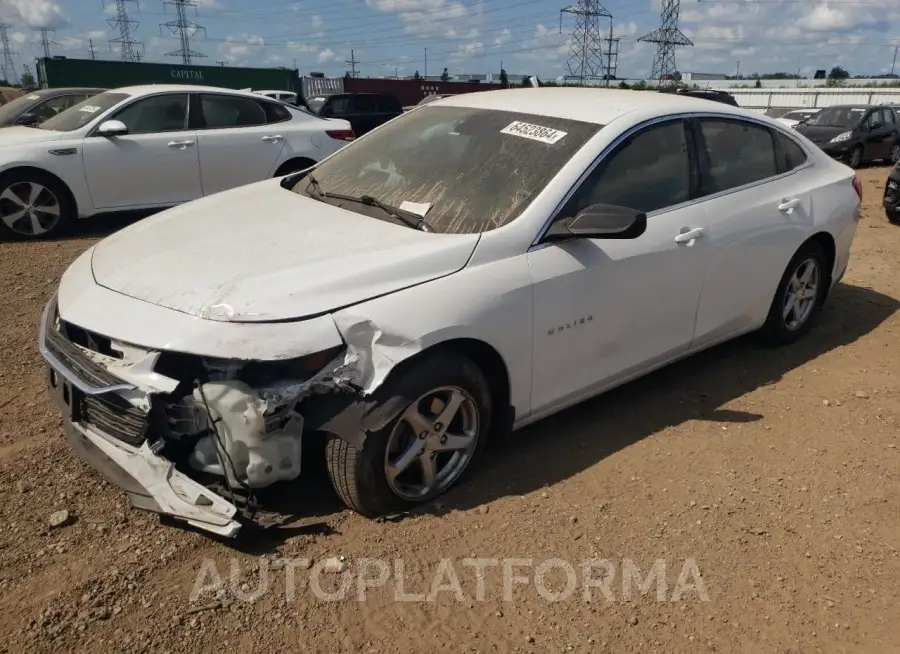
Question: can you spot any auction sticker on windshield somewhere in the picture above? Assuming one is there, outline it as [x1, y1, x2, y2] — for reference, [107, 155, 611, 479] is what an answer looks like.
[501, 121, 567, 145]
[79, 105, 102, 113]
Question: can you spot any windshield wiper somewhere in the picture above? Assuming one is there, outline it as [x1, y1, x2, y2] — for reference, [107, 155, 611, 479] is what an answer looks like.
[305, 174, 433, 232]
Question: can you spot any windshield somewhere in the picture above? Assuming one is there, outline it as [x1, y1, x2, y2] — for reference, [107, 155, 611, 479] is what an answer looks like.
[294, 105, 603, 234]
[38, 91, 129, 131]
[805, 106, 866, 128]
[307, 96, 327, 113]
[0, 92, 45, 122]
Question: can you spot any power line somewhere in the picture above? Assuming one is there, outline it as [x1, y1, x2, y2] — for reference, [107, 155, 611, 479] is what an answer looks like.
[106, 0, 143, 63]
[35, 27, 60, 58]
[0, 24, 18, 85]
[638, 0, 692, 86]
[88, 38, 98, 60]
[560, 0, 611, 83]
[161, 0, 207, 65]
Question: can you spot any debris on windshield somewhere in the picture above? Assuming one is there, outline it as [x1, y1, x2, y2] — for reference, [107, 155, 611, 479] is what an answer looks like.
[398, 200, 431, 217]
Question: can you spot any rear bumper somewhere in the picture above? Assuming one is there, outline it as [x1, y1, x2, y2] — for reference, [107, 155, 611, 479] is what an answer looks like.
[39, 296, 242, 538]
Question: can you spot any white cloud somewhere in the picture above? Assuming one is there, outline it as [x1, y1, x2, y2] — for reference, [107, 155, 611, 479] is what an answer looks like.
[0, 0, 67, 27]
[317, 48, 335, 63]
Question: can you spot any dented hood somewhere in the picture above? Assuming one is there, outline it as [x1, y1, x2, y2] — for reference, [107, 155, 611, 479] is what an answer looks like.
[90, 179, 480, 322]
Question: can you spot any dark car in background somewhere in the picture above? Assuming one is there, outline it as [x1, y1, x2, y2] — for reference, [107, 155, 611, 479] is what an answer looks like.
[794, 104, 900, 168]
[307, 92, 403, 136]
[0, 87, 105, 127]
[884, 161, 900, 224]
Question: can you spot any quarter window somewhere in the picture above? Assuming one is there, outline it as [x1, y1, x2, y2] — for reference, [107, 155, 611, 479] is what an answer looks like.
[352, 95, 376, 112]
[199, 94, 266, 128]
[564, 120, 691, 216]
[113, 94, 189, 135]
[698, 118, 777, 194]
[261, 101, 291, 123]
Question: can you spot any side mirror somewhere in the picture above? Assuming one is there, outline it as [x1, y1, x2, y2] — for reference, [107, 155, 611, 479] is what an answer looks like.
[96, 119, 128, 137]
[15, 112, 39, 126]
[545, 203, 647, 241]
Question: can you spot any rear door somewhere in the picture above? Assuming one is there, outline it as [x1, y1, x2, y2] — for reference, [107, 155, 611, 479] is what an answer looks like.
[690, 117, 814, 347]
[350, 94, 378, 135]
[194, 93, 288, 195]
[863, 109, 892, 160]
[375, 93, 403, 127]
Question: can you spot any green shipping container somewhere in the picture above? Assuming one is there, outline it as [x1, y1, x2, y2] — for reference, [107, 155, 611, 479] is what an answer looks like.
[36, 57, 300, 94]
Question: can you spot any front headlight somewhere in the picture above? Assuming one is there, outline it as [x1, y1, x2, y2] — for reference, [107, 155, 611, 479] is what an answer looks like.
[830, 131, 852, 144]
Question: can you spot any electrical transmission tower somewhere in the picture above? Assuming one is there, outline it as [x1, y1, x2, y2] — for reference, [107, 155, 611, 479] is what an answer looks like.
[637, 0, 693, 86]
[0, 24, 17, 85]
[106, 0, 143, 62]
[35, 27, 60, 58]
[603, 27, 620, 86]
[559, 0, 611, 83]
[161, 0, 206, 65]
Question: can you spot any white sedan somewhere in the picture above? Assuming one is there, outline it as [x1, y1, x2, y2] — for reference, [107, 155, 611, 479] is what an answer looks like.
[0, 84, 354, 239]
[40, 88, 861, 537]
[775, 108, 820, 128]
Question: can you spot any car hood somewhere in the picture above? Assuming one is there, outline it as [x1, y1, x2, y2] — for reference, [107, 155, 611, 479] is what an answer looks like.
[794, 125, 851, 142]
[0, 125, 67, 146]
[90, 179, 480, 323]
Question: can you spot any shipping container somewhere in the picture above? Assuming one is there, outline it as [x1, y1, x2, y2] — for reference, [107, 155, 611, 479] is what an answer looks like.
[36, 57, 300, 94]
[343, 77, 499, 106]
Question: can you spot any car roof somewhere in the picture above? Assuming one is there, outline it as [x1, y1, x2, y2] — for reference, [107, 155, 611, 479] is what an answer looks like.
[32, 87, 106, 96]
[105, 84, 275, 99]
[435, 87, 749, 125]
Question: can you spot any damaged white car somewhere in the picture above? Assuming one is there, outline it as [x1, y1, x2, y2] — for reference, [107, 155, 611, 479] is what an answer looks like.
[41, 88, 861, 537]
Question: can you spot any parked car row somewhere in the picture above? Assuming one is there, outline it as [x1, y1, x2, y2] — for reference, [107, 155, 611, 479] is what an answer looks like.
[0, 84, 356, 239]
[36, 86, 864, 537]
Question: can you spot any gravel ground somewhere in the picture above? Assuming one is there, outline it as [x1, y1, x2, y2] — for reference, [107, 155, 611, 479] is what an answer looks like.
[1, 166, 898, 654]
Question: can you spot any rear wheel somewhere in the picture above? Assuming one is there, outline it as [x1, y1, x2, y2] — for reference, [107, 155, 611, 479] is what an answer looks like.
[274, 158, 316, 177]
[847, 145, 863, 169]
[759, 241, 828, 345]
[0, 172, 74, 240]
[325, 352, 491, 517]
[890, 144, 900, 165]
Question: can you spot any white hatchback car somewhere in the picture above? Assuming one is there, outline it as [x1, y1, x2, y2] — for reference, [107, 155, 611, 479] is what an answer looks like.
[0, 84, 354, 239]
[41, 88, 861, 537]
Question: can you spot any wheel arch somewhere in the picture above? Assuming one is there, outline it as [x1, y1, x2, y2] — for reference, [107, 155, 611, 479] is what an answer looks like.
[0, 165, 79, 215]
[803, 230, 836, 296]
[372, 337, 515, 442]
[273, 157, 317, 177]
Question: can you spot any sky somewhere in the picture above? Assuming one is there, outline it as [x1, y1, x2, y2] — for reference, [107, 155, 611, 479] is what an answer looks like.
[0, 0, 899, 81]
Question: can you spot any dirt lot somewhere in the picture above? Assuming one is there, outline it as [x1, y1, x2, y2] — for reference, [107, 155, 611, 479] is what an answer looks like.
[1, 166, 898, 654]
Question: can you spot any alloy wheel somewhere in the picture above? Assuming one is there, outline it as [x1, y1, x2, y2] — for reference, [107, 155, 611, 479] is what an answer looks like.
[849, 147, 862, 169]
[0, 181, 61, 237]
[782, 257, 820, 331]
[891, 144, 900, 165]
[384, 385, 481, 501]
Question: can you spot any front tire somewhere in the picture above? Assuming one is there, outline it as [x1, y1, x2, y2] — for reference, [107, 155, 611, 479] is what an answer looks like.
[847, 145, 863, 169]
[0, 171, 74, 240]
[325, 352, 492, 518]
[759, 241, 828, 345]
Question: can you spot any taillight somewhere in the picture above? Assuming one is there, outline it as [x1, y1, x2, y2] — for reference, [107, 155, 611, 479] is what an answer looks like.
[326, 129, 355, 142]
[852, 175, 862, 203]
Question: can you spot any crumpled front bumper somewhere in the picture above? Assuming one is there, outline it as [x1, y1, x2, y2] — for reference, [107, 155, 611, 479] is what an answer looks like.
[38, 297, 243, 538]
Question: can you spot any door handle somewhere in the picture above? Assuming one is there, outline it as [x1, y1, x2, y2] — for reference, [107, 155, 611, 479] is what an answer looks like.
[167, 140, 194, 148]
[778, 197, 800, 213]
[261, 135, 284, 142]
[674, 227, 704, 245]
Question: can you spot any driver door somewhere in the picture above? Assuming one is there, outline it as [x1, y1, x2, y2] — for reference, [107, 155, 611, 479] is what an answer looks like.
[81, 92, 203, 210]
[527, 119, 711, 412]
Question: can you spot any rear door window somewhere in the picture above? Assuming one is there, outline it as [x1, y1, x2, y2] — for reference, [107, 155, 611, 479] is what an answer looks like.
[697, 118, 778, 194]
[351, 94, 376, 113]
